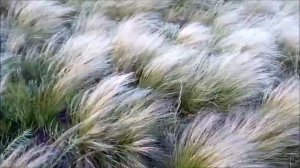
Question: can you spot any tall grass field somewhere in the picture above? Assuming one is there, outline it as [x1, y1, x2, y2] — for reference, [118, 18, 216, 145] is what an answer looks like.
[0, 0, 299, 167]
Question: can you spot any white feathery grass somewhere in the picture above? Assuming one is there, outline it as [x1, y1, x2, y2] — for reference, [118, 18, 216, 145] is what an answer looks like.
[187, 0, 225, 24]
[213, 2, 297, 71]
[140, 45, 201, 90]
[173, 113, 265, 168]
[142, 47, 275, 112]
[274, 17, 299, 53]
[0, 130, 31, 160]
[55, 74, 173, 167]
[79, 74, 135, 115]
[272, 16, 299, 71]
[218, 28, 278, 57]
[91, 0, 172, 19]
[280, 0, 299, 16]
[113, 14, 166, 73]
[6, 28, 26, 53]
[166, 0, 221, 23]
[224, 109, 299, 166]
[0, 53, 13, 93]
[223, 78, 299, 165]
[172, 102, 298, 167]
[8, 1, 74, 38]
[213, 5, 243, 31]
[0, 73, 9, 94]
[73, 11, 116, 35]
[0, 144, 58, 168]
[183, 51, 275, 111]
[263, 77, 299, 120]
[242, 1, 282, 15]
[0, 131, 59, 168]
[177, 23, 212, 48]
[53, 33, 112, 95]
[1, 0, 299, 167]
[213, 1, 282, 32]
[216, 53, 274, 86]
[6, 1, 74, 53]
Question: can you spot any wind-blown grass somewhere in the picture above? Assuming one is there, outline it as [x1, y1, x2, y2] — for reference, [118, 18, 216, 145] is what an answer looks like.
[141, 46, 275, 112]
[177, 23, 212, 49]
[170, 113, 265, 168]
[222, 77, 299, 166]
[0, 0, 299, 167]
[0, 49, 72, 134]
[53, 74, 174, 167]
[6, 0, 74, 53]
[113, 14, 166, 74]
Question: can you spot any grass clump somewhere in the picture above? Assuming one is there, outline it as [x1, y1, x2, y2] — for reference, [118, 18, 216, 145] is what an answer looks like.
[170, 113, 264, 168]
[53, 74, 174, 167]
[113, 14, 166, 74]
[0, 50, 74, 139]
[6, 1, 74, 53]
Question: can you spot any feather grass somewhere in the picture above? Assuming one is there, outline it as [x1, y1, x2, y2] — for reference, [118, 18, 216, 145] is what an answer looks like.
[6, 0, 74, 53]
[53, 74, 174, 167]
[172, 113, 265, 168]
[0, 0, 298, 167]
[113, 14, 166, 74]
